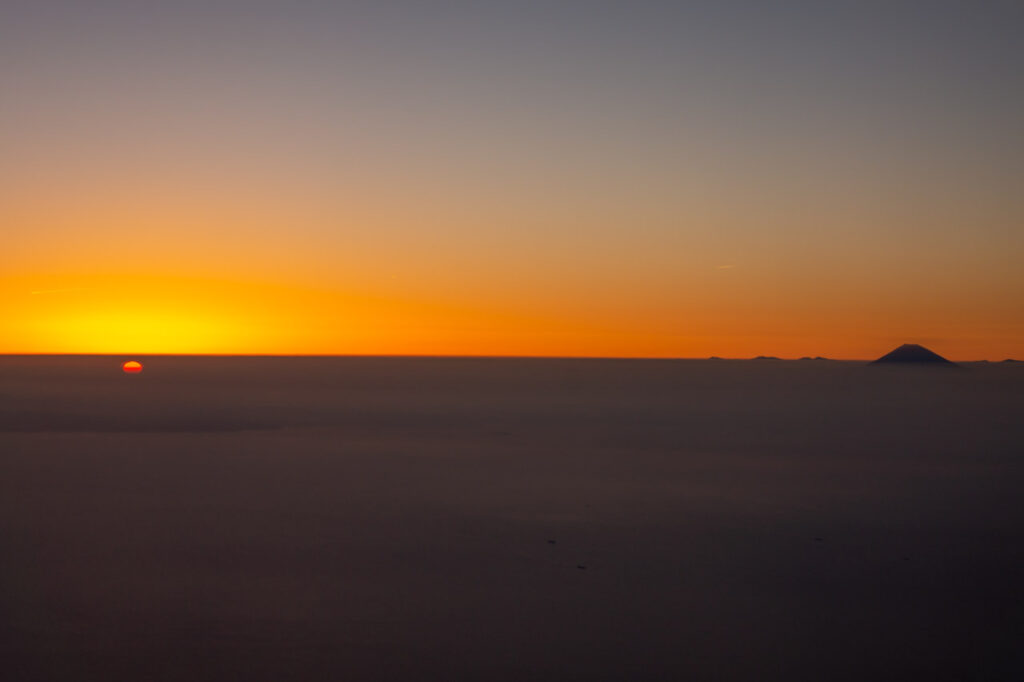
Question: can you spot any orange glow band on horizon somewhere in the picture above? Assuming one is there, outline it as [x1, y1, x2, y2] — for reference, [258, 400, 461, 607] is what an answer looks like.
[1, 271, 1019, 361]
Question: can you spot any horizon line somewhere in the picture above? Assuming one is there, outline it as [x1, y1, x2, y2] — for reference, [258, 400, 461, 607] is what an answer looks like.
[0, 352, 1014, 363]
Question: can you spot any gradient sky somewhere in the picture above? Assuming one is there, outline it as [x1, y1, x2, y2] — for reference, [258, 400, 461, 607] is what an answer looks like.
[3, 0, 1022, 359]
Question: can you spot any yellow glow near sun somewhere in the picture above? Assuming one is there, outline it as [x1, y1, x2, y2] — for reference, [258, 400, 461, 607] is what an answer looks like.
[2, 273, 299, 354]
[29, 310, 239, 354]
[1, 272, 506, 355]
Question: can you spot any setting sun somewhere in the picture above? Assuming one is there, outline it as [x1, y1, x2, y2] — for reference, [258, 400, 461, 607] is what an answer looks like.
[121, 360, 143, 373]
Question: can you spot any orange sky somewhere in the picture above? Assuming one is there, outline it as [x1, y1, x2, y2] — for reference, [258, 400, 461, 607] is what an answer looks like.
[2, 2, 1022, 360]
[4, 265, 1019, 360]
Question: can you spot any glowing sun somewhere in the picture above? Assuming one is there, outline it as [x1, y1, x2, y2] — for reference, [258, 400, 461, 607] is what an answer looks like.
[122, 360, 144, 373]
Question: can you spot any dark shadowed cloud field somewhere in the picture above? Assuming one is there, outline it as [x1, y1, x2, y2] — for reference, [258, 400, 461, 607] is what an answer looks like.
[1, 356, 1022, 680]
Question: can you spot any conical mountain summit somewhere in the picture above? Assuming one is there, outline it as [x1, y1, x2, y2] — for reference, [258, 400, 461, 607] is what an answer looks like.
[872, 344, 955, 365]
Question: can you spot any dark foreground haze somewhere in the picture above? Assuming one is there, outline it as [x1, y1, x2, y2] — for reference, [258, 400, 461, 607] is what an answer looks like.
[1, 356, 1022, 681]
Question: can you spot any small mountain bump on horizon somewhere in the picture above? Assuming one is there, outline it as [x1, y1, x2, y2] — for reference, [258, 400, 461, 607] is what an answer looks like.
[872, 344, 955, 365]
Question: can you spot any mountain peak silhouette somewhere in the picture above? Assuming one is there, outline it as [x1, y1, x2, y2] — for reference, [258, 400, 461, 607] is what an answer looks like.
[872, 344, 954, 365]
